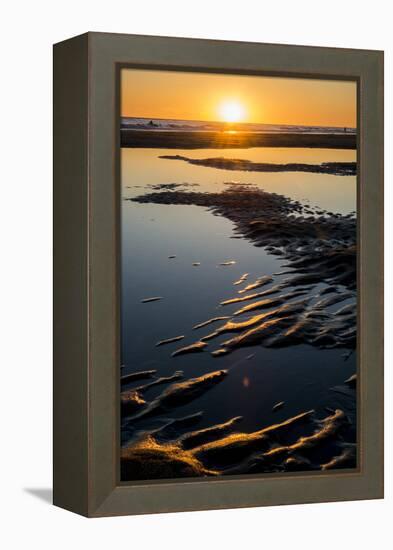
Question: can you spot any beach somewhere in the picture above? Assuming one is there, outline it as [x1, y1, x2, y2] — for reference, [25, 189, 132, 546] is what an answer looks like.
[120, 129, 356, 149]
[120, 133, 357, 480]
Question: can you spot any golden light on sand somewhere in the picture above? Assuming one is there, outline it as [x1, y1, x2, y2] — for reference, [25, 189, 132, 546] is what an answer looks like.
[218, 100, 246, 123]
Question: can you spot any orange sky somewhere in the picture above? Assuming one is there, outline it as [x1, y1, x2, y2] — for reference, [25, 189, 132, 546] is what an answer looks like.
[121, 68, 357, 128]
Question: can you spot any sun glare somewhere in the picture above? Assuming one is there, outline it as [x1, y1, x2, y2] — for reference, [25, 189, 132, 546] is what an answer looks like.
[218, 100, 246, 123]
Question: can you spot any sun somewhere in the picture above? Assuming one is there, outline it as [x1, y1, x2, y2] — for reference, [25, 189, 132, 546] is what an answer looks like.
[218, 100, 246, 123]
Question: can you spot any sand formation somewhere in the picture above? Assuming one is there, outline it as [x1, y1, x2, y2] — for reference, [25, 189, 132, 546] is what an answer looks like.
[131, 186, 356, 355]
[121, 368, 356, 480]
[122, 184, 357, 479]
[159, 155, 357, 176]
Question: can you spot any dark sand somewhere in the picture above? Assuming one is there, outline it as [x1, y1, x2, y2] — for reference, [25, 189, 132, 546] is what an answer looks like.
[121, 129, 356, 149]
[121, 368, 356, 480]
[121, 185, 357, 480]
[130, 187, 356, 352]
[160, 155, 356, 175]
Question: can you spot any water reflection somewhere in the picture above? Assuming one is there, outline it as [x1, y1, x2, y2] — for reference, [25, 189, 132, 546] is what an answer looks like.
[121, 146, 356, 458]
[122, 147, 356, 214]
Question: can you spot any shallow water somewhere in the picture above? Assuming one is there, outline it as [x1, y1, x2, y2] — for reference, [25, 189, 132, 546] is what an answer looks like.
[122, 147, 356, 213]
[121, 147, 356, 443]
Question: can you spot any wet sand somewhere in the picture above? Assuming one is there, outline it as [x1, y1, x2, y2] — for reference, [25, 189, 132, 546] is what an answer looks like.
[121, 368, 356, 480]
[121, 184, 357, 480]
[121, 130, 356, 149]
[129, 187, 356, 293]
[159, 155, 356, 175]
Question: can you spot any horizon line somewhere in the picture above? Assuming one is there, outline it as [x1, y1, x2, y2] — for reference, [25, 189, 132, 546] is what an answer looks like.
[120, 115, 356, 129]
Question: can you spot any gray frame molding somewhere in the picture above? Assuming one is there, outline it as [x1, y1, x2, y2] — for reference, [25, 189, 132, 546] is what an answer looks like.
[53, 32, 383, 517]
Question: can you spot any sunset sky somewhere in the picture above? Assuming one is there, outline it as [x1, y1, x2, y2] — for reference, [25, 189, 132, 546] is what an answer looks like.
[121, 68, 357, 128]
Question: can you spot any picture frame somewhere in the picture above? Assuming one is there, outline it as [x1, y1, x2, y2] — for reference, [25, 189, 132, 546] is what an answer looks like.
[53, 32, 384, 517]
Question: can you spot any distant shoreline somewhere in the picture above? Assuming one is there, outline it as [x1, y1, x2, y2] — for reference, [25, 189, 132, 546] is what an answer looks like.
[120, 129, 357, 149]
[159, 155, 356, 176]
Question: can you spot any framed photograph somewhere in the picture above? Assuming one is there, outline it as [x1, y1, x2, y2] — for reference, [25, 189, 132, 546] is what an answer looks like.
[53, 32, 383, 517]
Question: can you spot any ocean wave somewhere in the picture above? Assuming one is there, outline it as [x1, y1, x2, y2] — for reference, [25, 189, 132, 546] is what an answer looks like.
[121, 117, 356, 135]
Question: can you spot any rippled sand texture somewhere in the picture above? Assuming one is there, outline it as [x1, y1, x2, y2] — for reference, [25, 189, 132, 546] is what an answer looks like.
[121, 368, 356, 480]
[121, 185, 357, 480]
[130, 186, 356, 354]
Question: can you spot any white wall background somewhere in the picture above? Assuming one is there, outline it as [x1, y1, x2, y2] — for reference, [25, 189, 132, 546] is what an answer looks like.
[0, 0, 391, 547]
